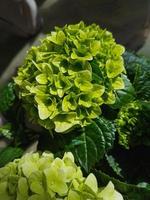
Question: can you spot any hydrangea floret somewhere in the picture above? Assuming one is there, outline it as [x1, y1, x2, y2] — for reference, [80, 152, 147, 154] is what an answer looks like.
[14, 22, 125, 132]
[0, 152, 123, 200]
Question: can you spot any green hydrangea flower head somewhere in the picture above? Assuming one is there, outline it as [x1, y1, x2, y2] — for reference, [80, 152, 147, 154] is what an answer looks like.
[14, 22, 125, 133]
[0, 152, 123, 200]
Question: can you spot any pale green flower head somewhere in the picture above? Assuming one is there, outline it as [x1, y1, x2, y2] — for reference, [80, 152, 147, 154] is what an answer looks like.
[14, 22, 125, 133]
[0, 152, 123, 200]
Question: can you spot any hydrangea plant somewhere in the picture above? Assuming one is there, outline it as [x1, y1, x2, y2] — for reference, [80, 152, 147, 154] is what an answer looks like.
[14, 22, 125, 133]
[0, 152, 123, 200]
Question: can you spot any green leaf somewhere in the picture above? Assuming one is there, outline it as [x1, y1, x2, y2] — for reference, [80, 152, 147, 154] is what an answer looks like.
[0, 82, 15, 113]
[115, 100, 150, 148]
[74, 132, 97, 173]
[95, 117, 115, 150]
[0, 123, 13, 139]
[73, 117, 115, 172]
[0, 147, 23, 167]
[105, 154, 123, 178]
[123, 51, 150, 101]
[112, 75, 136, 109]
[137, 182, 150, 190]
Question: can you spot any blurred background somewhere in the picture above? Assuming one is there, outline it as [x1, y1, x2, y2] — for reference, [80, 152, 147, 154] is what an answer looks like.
[0, 0, 150, 78]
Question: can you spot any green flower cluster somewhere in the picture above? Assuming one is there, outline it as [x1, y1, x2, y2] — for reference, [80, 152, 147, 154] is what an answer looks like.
[116, 101, 142, 149]
[14, 22, 125, 132]
[0, 152, 123, 200]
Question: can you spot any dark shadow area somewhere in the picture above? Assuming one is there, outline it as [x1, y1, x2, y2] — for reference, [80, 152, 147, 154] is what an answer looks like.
[42, 0, 150, 50]
[0, 0, 150, 74]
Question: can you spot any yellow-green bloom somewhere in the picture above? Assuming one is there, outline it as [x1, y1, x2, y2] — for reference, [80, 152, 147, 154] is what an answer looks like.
[0, 152, 123, 200]
[14, 22, 125, 133]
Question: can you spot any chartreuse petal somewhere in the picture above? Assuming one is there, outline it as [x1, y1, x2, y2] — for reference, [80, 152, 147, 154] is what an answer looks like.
[38, 104, 51, 120]
[80, 190, 96, 199]
[30, 85, 47, 94]
[106, 58, 124, 78]
[50, 85, 57, 96]
[75, 78, 93, 91]
[18, 177, 28, 195]
[28, 171, 43, 184]
[74, 71, 92, 91]
[85, 173, 98, 193]
[54, 73, 72, 97]
[87, 106, 102, 119]
[78, 94, 92, 108]
[35, 95, 57, 120]
[38, 153, 54, 170]
[28, 194, 45, 200]
[63, 152, 75, 163]
[112, 77, 124, 90]
[71, 49, 93, 61]
[92, 84, 105, 97]
[17, 178, 29, 200]
[28, 171, 43, 192]
[0, 193, 14, 200]
[44, 166, 68, 196]
[54, 113, 79, 133]
[113, 44, 125, 56]
[0, 182, 8, 193]
[68, 190, 80, 200]
[21, 161, 38, 178]
[98, 181, 123, 200]
[103, 91, 116, 104]
[77, 70, 92, 81]
[54, 120, 78, 133]
[0, 180, 15, 199]
[36, 74, 48, 84]
[30, 182, 45, 195]
[90, 40, 101, 56]
[48, 31, 66, 45]
[62, 92, 77, 112]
